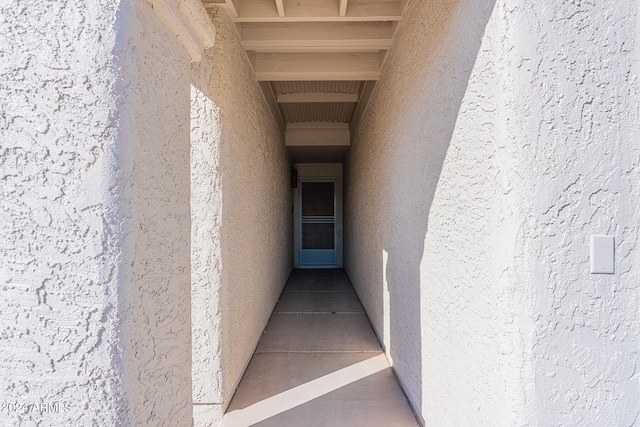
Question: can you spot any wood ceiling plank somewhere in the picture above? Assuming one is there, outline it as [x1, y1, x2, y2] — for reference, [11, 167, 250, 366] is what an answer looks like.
[257, 70, 379, 81]
[287, 122, 350, 129]
[234, 0, 400, 21]
[282, 0, 338, 18]
[236, 0, 279, 19]
[286, 126, 350, 147]
[240, 21, 396, 41]
[243, 40, 392, 53]
[345, 0, 401, 17]
[254, 52, 380, 81]
[233, 15, 401, 22]
[277, 93, 359, 103]
[240, 21, 395, 52]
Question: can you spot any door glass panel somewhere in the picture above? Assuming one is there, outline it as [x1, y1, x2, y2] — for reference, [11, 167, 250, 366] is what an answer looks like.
[302, 182, 334, 216]
[302, 223, 335, 249]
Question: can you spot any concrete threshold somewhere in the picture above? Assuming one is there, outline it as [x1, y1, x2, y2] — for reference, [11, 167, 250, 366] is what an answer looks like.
[221, 269, 419, 427]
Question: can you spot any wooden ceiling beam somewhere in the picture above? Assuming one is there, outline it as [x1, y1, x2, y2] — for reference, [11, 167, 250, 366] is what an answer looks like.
[254, 52, 380, 81]
[239, 21, 396, 53]
[277, 92, 359, 103]
[240, 20, 394, 53]
[233, 15, 401, 23]
[243, 40, 392, 53]
[339, 0, 348, 17]
[274, 0, 286, 17]
[230, 0, 401, 21]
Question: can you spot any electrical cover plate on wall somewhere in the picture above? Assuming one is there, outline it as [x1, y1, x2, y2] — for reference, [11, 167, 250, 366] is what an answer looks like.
[590, 235, 615, 274]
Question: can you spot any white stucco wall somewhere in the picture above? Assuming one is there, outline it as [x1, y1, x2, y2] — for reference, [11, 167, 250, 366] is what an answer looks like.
[1, 0, 197, 425]
[346, 1, 520, 424]
[508, 1, 640, 425]
[1, 1, 126, 425]
[191, 6, 292, 424]
[118, 1, 194, 425]
[346, 0, 640, 425]
[191, 44, 225, 426]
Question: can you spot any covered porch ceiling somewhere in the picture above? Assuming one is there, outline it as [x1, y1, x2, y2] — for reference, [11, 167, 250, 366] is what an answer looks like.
[201, 0, 409, 161]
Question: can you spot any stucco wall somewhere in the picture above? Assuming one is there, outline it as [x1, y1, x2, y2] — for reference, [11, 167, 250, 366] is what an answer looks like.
[191, 41, 225, 426]
[1, 0, 195, 425]
[191, 6, 292, 424]
[118, 1, 193, 425]
[346, 0, 640, 425]
[345, 1, 520, 424]
[508, 1, 640, 425]
[0, 1, 126, 425]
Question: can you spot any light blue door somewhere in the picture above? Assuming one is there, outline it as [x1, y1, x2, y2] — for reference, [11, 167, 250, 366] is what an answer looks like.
[299, 180, 337, 266]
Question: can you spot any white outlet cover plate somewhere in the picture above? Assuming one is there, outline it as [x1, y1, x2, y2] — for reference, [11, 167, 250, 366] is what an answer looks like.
[590, 235, 615, 274]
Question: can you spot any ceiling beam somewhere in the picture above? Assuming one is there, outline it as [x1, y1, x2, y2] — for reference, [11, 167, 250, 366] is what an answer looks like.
[286, 125, 350, 147]
[233, 15, 401, 23]
[240, 21, 396, 52]
[240, 21, 396, 40]
[274, 0, 285, 17]
[254, 52, 380, 81]
[287, 122, 349, 129]
[339, 0, 348, 16]
[277, 92, 359, 103]
[243, 39, 392, 53]
[230, 0, 401, 22]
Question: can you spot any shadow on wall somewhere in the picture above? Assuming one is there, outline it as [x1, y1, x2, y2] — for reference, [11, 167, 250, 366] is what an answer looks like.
[345, 0, 498, 421]
[190, 5, 293, 422]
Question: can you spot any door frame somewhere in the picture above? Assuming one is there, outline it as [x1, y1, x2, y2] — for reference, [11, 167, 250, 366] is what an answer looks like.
[293, 163, 343, 268]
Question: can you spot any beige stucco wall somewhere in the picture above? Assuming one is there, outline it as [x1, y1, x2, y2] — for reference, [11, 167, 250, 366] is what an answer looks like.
[1, 0, 199, 425]
[118, 1, 194, 424]
[0, 1, 127, 424]
[191, 6, 292, 424]
[347, 0, 640, 425]
[4, 0, 638, 425]
[346, 1, 519, 424]
[508, 1, 640, 425]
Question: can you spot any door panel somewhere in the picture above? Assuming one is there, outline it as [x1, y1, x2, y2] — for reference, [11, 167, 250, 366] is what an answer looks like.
[301, 182, 335, 216]
[299, 180, 337, 265]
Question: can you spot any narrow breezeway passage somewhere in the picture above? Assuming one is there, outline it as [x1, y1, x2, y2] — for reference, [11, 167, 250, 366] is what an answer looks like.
[222, 269, 419, 427]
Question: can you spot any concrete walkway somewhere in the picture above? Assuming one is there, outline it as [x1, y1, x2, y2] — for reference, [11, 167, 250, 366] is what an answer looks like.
[222, 269, 419, 427]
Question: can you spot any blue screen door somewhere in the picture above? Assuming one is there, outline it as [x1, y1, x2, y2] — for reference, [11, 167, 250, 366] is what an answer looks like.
[299, 180, 337, 266]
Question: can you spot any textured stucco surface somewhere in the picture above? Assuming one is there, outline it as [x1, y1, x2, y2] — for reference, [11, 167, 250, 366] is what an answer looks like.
[118, 1, 193, 425]
[4, 0, 639, 425]
[508, 1, 640, 425]
[346, 0, 640, 425]
[191, 6, 292, 424]
[191, 48, 225, 425]
[0, 1, 126, 425]
[1, 0, 194, 425]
